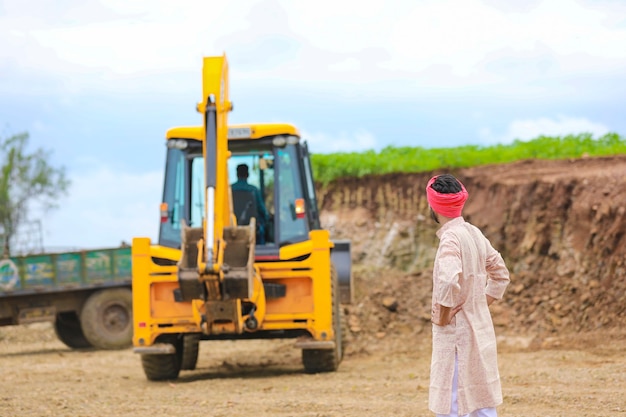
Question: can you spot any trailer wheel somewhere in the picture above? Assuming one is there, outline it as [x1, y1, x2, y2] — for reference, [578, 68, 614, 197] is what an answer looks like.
[302, 264, 345, 373]
[180, 334, 201, 370]
[80, 288, 133, 350]
[54, 312, 93, 349]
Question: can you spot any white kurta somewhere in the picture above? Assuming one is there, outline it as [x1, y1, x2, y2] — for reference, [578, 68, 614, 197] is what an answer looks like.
[429, 217, 510, 415]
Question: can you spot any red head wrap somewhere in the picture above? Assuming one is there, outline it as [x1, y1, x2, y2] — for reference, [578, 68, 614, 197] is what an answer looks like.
[426, 176, 468, 218]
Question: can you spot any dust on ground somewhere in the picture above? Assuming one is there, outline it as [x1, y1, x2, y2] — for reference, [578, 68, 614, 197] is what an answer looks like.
[1, 323, 625, 417]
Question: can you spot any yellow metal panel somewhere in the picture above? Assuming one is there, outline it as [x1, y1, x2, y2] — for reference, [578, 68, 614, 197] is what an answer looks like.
[278, 239, 314, 261]
[264, 277, 314, 315]
[151, 282, 194, 318]
[166, 126, 203, 141]
[149, 245, 182, 262]
[261, 321, 310, 331]
[166, 123, 299, 141]
[131, 237, 155, 346]
[258, 268, 311, 278]
[229, 123, 300, 139]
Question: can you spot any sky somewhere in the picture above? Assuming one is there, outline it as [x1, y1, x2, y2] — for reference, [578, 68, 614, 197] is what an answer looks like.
[1, 0, 625, 252]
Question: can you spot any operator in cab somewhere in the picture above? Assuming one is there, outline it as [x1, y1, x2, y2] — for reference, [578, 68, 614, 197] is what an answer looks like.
[231, 163, 270, 244]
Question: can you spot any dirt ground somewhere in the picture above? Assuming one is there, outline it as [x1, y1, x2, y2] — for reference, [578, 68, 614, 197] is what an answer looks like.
[1, 323, 625, 417]
[2, 155, 626, 416]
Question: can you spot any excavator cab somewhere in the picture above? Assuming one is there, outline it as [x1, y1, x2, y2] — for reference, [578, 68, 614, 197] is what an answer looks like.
[158, 125, 322, 252]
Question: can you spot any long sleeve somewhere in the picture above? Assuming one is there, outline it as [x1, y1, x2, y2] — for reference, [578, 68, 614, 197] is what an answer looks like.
[434, 236, 463, 308]
[485, 246, 510, 300]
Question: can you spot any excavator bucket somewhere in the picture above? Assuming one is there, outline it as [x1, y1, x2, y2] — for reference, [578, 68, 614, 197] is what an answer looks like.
[176, 218, 257, 303]
[176, 220, 205, 302]
[222, 220, 256, 299]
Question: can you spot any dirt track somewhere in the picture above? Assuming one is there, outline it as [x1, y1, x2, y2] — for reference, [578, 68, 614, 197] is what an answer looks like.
[2, 323, 625, 416]
[3, 155, 626, 416]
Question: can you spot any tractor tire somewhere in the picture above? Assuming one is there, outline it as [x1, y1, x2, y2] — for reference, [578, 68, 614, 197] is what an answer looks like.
[141, 352, 181, 381]
[79, 288, 133, 350]
[180, 334, 201, 370]
[302, 264, 345, 373]
[54, 312, 93, 349]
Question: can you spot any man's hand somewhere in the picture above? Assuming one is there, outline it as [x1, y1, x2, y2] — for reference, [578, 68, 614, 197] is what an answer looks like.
[431, 303, 463, 326]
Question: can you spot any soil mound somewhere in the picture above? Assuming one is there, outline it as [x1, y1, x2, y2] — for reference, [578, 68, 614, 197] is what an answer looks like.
[318, 155, 626, 353]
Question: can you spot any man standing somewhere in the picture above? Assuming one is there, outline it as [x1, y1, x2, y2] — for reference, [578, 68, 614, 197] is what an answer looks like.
[426, 174, 510, 417]
[231, 163, 269, 243]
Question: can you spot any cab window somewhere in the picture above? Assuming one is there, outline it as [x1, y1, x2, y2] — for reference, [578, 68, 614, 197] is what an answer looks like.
[275, 145, 308, 244]
[159, 148, 188, 248]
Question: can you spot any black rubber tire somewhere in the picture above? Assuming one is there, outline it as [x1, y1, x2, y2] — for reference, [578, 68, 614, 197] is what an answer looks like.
[79, 288, 133, 350]
[180, 334, 201, 370]
[54, 312, 93, 349]
[302, 264, 344, 373]
[141, 353, 181, 381]
[336, 264, 348, 361]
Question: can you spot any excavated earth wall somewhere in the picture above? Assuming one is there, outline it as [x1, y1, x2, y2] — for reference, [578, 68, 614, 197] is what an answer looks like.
[317, 155, 626, 349]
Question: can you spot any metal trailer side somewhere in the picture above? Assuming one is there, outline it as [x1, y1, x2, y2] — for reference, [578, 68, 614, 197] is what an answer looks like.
[0, 246, 133, 350]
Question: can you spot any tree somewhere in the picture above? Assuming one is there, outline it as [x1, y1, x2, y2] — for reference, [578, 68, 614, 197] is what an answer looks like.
[0, 132, 70, 257]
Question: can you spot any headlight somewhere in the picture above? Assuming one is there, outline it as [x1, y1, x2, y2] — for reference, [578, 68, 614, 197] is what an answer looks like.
[272, 136, 287, 147]
[272, 135, 299, 147]
[166, 139, 189, 150]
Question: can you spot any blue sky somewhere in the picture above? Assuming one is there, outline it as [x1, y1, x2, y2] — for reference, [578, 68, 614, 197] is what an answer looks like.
[1, 0, 625, 251]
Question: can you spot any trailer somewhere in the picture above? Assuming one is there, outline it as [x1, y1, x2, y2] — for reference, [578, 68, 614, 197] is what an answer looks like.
[0, 246, 132, 350]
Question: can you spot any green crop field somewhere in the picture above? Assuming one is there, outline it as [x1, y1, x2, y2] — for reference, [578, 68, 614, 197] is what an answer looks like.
[310, 132, 626, 184]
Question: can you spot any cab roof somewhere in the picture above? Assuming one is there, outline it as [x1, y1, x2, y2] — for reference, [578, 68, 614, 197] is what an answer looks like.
[166, 123, 300, 141]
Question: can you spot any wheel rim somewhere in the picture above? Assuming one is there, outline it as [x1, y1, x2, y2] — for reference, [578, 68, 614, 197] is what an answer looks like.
[101, 303, 130, 332]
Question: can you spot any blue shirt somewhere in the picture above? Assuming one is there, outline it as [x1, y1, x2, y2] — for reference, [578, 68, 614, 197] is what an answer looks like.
[231, 179, 269, 223]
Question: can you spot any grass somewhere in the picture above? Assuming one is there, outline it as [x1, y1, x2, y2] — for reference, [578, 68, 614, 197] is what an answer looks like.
[310, 132, 626, 184]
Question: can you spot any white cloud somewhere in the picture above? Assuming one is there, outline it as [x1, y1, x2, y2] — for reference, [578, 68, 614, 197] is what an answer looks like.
[480, 115, 611, 144]
[383, 0, 626, 78]
[328, 58, 362, 72]
[2, 0, 626, 95]
[40, 166, 163, 250]
[303, 129, 377, 154]
[0, 0, 255, 95]
[2, 0, 626, 251]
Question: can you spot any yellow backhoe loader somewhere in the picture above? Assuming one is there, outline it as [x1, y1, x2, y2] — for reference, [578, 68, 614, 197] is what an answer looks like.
[131, 54, 352, 380]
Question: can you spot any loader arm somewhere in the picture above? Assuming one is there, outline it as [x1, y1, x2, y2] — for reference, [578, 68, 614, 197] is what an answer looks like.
[197, 55, 233, 274]
[176, 54, 261, 336]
